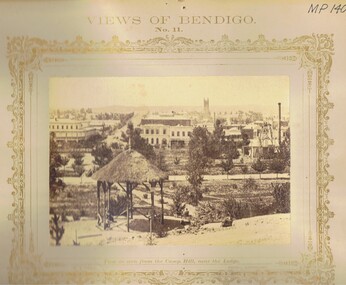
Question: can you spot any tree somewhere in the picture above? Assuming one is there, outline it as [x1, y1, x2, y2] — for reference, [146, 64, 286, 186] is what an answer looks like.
[71, 151, 85, 183]
[50, 213, 65, 246]
[241, 165, 248, 179]
[71, 151, 84, 164]
[84, 133, 103, 148]
[60, 156, 70, 181]
[91, 143, 113, 168]
[220, 155, 234, 179]
[242, 133, 250, 155]
[278, 128, 290, 167]
[49, 133, 65, 197]
[74, 164, 85, 184]
[155, 149, 167, 171]
[170, 187, 186, 217]
[222, 139, 240, 160]
[269, 158, 286, 178]
[272, 183, 290, 213]
[222, 195, 246, 220]
[121, 122, 156, 160]
[186, 127, 210, 206]
[251, 158, 266, 179]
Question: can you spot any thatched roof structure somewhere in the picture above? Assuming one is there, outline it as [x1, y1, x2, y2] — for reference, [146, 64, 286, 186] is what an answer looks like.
[92, 149, 167, 184]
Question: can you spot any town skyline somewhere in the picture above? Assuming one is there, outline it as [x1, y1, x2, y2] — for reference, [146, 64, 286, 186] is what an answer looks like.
[49, 76, 289, 115]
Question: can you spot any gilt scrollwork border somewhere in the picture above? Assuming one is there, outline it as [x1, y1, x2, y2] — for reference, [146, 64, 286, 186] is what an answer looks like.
[7, 34, 334, 284]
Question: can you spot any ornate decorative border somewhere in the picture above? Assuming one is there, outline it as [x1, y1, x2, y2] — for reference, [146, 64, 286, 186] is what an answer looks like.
[7, 34, 334, 284]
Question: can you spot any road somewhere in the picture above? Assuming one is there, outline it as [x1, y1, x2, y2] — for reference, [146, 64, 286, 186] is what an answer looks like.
[63, 172, 290, 185]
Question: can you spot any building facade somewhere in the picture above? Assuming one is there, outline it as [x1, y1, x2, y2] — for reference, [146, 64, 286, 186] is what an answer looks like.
[49, 118, 97, 142]
[140, 114, 193, 148]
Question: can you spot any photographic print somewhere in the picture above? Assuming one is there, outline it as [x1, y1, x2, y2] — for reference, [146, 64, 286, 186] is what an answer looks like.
[49, 76, 290, 246]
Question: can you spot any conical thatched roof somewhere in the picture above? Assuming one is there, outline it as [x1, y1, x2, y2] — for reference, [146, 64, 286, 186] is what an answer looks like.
[92, 149, 167, 184]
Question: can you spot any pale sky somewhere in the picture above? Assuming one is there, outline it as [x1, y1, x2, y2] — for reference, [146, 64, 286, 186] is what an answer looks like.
[49, 76, 289, 110]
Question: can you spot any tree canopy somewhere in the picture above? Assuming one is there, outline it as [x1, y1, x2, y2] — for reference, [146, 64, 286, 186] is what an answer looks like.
[121, 122, 156, 161]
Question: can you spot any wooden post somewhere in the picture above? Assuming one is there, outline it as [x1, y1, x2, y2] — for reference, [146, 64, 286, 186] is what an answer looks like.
[159, 180, 164, 224]
[102, 181, 107, 230]
[149, 215, 153, 239]
[108, 182, 111, 224]
[96, 181, 101, 225]
[151, 191, 154, 208]
[126, 182, 130, 232]
[149, 183, 155, 238]
[130, 183, 133, 219]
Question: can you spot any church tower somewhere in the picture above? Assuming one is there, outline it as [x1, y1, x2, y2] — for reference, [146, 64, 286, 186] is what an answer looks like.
[203, 98, 210, 116]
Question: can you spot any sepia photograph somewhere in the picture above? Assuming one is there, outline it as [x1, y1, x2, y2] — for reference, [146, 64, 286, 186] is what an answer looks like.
[49, 76, 290, 246]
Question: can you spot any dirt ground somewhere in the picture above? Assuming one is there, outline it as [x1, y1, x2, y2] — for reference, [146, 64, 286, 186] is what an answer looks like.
[52, 213, 290, 246]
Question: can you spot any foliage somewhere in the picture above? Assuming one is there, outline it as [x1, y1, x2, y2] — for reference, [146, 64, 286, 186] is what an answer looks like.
[221, 195, 249, 220]
[277, 128, 291, 167]
[153, 220, 168, 238]
[211, 119, 225, 158]
[170, 187, 187, 217]
[193, 197, 249, 227]
[71, 151, 84, 165]
[272, 183, 290, 213]
[50, 213, 65, 246]
[49, 133, 65, 197]
[251, 158, 267, 179]
[121, 122, 156, 160]
[262, 146, 277, 159]
[269, 158, 286, 178]
[73, 165, 85, 182]
[186, 127, 213, 205]
[83, 133, 103, 148]
[72, 210, 81, 221]
[70, 151, 84, 183]
[220, 155, 234, 178]
[241, 165, 248, 178]
[193, 201, 224, 226]
[155, 149, 167, 171]
[173, 156, 181, 165]
[242, 178, 258, 191]
[242, 134, 251, 155]
[146, 233, 156, 246]
[91, 143, 113, 168]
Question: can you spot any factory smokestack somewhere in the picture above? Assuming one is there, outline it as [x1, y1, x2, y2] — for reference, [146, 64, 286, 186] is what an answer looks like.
[278, 102, 281, 145]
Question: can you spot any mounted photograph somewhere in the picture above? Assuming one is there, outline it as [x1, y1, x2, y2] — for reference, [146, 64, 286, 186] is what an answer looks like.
[49, 76, 290, 246]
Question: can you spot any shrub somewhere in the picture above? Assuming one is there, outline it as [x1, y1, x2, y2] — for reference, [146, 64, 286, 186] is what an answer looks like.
[269, 159, 286, 178]
[154, 220, 168, 238]
[251, 158, 267, 178]
[222, 195, 250, 220]
[60, 206, 68, 222]
[72, 210, 81, 221]
[272, 182, 290, 213]
[170, 187, 186, 217]
[146, 233, 156, 246]
[242, 178, 258, 191]
[193, 201, 224, 226]
[221, 217, 233, 227]
[50, 213, 64, 246]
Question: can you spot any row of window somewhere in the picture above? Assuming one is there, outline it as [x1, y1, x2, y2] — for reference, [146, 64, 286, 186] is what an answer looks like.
[172, 131, 191, 137]
[50, 124, 80, 130]
[144, 129, 191, 137]
[145, 129, 167, 135]
[147, 138, 166, 145]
